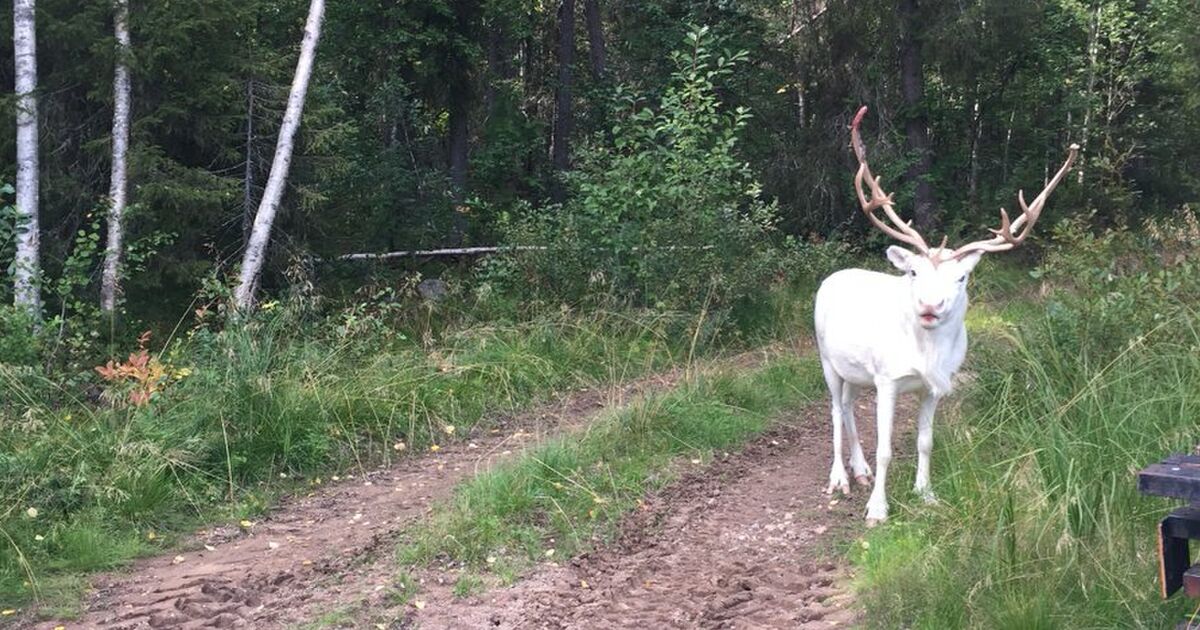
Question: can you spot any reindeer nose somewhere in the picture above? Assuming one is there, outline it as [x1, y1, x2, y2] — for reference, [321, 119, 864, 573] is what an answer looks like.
[919, 299, 945, 312]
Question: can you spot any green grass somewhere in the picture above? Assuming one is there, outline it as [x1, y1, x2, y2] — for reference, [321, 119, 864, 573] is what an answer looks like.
[397, 353, 825, 571]
[452, 573, 486, 598]
[0, 281, 821, 617]
[0, 306, 716, 613]
[853, 285, 1200, 628]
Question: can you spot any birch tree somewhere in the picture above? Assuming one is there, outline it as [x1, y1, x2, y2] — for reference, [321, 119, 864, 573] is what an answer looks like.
[12, 0, 42, 317]
[100, 0, 132, 314]
[234, 0, 325, 311]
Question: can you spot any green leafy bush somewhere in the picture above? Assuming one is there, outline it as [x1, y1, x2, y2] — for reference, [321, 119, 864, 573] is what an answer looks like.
[490, 26, 787, 311]
[1030, 208, 1200, 363]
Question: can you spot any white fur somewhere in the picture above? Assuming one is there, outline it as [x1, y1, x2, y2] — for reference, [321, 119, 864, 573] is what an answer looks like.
[813, 246, 982, 524]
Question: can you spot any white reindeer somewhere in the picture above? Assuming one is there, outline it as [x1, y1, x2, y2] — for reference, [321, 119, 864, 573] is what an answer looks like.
[815, 106, 1078, 525]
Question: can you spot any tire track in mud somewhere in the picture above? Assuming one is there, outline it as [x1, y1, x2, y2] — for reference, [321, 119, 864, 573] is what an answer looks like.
[35, 344, 916, 630]
[409, 395, 889, 630]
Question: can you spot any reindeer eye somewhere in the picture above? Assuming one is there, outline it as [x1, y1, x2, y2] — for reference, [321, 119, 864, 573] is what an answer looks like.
[958, 275, 966, 283]
[909, 270, 917, 277]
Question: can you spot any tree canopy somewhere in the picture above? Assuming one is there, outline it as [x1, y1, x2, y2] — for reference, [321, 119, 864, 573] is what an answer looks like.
[1, 0, 1197, 330]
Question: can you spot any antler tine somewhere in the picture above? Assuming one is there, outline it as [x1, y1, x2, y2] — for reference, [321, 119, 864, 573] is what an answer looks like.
[951, 143, 1080, 259]
[850, 106, 930, 255]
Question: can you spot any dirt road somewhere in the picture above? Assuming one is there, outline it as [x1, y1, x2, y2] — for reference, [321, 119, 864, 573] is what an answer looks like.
[35, 371, 684, 630]
[409, 404, 870, 630]
[35, 355, 908, 629]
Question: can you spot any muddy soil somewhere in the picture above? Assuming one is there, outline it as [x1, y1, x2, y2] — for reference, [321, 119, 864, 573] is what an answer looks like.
[407, 397, 889, 630]
[33, 368, 687, 630]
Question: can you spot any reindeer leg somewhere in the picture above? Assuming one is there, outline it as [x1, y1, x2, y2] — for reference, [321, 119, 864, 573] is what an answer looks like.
[841, 383, 872, 487]
[913, 392, 940, 503]
[866, 379, 896, 526]
[823, 363, 851, 496]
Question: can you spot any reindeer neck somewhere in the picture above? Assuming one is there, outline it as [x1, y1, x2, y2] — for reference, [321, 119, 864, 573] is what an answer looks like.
[906, 299, 968, 397]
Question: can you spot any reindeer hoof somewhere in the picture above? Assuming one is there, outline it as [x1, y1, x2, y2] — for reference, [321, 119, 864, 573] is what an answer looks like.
[854, 474, 872, 487]
[865, 502, 888, 526]
[826, 480, 851, 496]
[915, 489, 938, 505]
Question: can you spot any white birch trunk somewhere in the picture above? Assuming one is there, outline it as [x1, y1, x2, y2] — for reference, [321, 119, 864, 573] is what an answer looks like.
[234, 0, 325, 311]
[100, 0, 132, 313]
[12, 0, 41, 316]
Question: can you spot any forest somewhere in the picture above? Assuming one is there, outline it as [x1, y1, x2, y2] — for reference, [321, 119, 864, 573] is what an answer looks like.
[2, 0, 1200, 627]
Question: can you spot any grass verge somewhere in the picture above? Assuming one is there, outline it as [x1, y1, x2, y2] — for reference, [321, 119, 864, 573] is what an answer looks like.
[396, 350, 825, 573]
[852, 298, 1200, 628]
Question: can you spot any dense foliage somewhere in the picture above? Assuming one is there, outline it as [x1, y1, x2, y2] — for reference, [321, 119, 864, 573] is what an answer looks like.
[2, 0, 1198, 339]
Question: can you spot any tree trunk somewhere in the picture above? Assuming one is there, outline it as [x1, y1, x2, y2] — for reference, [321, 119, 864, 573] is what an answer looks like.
[1002, 109, 1015, 184]
[242, 79, 256, 249]
[1078, 1, 1101, 185]
[447, 77, 470, 245]
[484, 28, 499, 114]
[12, 0, 41, 317]
[583, 0, 605, 82]
[897, 0, 936, 233]
[100, 0, 132, 314]
[795, 56, 807, 128]
[234, 0, 325, 311]
[549, 0, 575, 202]
[968, 95, 981, 211]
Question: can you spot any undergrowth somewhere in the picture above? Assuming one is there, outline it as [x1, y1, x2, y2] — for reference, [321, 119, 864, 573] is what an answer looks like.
[0, 306, 691, 613]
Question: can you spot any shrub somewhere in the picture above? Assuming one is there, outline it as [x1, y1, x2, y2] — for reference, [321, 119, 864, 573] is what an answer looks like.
[489, 26, 787, 311]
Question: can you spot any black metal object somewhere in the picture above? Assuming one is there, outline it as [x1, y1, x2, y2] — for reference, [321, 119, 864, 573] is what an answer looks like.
[1139, 454, 1200, 603]
[1140, 454, 1200, 503]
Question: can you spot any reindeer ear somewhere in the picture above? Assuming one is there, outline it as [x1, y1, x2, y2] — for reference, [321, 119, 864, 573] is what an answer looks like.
[956, 250, 984, 274]
[886, 246, 914, 271]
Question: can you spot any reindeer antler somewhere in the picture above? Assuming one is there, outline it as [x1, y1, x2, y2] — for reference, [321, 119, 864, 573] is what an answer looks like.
[850, 106, 932, 256]
[949, 143, 1080, 259]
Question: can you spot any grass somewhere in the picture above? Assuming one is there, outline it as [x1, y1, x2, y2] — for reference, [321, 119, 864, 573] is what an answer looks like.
[452, 573, 486, 598]
[0, 279, 823, 617]
[0, 306, 714, 613]
[852, 257, 1200, 628]
[396, 352, 826, 572]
